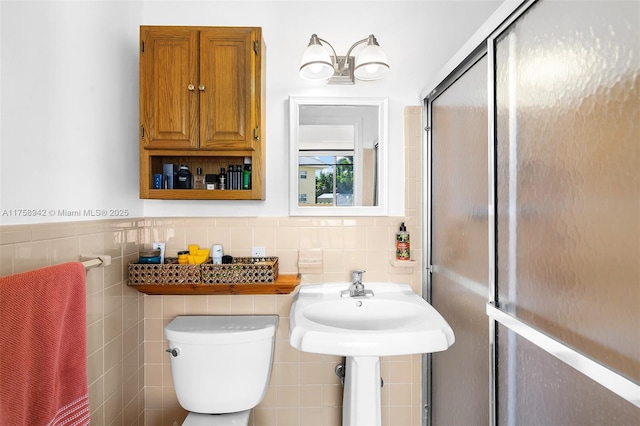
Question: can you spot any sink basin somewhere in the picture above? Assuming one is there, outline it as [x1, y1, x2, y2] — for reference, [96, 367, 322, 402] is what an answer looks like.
[289, 282, 455, 357]
[302, 298, 426, 330]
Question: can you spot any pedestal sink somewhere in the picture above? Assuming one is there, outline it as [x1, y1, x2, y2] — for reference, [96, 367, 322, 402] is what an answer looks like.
[289, 282, 454, 426]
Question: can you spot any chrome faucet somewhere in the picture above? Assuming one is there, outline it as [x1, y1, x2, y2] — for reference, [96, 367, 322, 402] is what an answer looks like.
[342, 270, 374, 297]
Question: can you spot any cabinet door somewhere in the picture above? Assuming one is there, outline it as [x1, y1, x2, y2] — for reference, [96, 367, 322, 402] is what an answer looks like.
[199, 28, 259, 150]
[140, 28, 198, 149]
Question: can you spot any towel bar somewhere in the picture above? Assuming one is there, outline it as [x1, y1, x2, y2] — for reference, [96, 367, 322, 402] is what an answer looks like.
[80, 254, 111, 270]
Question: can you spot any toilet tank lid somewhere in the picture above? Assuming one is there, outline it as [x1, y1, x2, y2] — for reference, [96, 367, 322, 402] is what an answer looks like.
[164, 315, 279, 344]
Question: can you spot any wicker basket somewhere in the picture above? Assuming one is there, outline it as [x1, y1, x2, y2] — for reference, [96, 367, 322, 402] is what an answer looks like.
[128, 258, 203, 285]
[128, 257, 278, 286]
[201, 257, 279, 284]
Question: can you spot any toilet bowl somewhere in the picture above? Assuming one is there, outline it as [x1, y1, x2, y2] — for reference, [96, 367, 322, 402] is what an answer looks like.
[164, 315, 279, 426]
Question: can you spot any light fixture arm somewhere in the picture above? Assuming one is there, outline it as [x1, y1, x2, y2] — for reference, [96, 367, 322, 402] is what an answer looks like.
[300, 33, 389, 83]
[344, 37, 370, 61]
[308, 34, 341, 72]
[313, 35, 338, 61]
[312, 35, 370, 73]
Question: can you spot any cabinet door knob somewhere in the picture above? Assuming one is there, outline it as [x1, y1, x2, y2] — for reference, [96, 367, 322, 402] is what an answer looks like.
[188, 84, 195, 91]
[198, 84, 206, 91]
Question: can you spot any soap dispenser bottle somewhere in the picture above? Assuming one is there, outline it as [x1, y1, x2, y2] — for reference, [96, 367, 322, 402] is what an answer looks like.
[396, 222, 410, 261]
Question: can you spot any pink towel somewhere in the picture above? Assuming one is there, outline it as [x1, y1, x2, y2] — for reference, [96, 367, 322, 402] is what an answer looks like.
[0, 262, 90, 426]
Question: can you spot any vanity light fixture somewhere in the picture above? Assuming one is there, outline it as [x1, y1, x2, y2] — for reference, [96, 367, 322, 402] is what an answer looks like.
[299, 34, 390, 84]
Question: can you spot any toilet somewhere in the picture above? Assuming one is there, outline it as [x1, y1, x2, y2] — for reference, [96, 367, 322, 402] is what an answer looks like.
[164, 315, 279, 426]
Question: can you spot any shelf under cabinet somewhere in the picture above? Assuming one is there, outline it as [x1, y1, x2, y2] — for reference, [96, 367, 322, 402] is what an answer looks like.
[146, 189, 257, 200]
[140, 150, 264, 200]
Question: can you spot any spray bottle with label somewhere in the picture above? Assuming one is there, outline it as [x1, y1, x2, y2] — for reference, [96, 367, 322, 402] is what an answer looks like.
[396, 222, 410, 261]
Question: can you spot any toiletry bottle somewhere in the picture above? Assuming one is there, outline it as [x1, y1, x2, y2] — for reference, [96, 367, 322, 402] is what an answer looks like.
[235, 165, 243, 189]
[211, 244, 223, 264]
[243, 164, 251, 189]
[177, 250, 189, 264]
[396, 222, 410, 261]
[205, 174, 217, 190]
[138, 249, 162, 264]
[219, 168, 226, 190]
[152, 242, 166, 264]
[176, 165, 192, 189]
[192, 167, 205, 189]
[153, 174, 163, 189]
[232, 165, 237, 189]
[227, 164, 234, 189]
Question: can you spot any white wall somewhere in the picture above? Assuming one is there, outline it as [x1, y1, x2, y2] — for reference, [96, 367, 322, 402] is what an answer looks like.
[0, 0, 503, 225]
[0, 1, 144, 225]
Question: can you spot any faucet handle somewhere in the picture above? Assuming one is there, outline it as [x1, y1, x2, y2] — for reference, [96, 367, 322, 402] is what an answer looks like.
[352, 270, 366, 283]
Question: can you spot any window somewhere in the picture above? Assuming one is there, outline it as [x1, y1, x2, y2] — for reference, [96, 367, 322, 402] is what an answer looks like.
[298, 154, 354, 206]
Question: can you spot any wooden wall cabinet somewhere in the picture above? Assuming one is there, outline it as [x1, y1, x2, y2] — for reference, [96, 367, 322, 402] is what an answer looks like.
[139, 26, 266, 200]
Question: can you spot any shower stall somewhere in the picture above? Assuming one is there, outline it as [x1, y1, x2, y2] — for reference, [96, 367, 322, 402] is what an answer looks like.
[422, 0, 639, 424]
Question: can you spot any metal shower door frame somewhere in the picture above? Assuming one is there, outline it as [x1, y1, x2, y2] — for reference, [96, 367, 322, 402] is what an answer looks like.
[422, 0, 640, 424]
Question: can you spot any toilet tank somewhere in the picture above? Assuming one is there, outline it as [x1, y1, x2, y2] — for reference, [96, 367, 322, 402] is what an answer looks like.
[164, 315, 278, 414]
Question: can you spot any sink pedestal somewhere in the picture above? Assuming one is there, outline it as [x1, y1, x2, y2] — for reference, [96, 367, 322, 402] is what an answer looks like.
[343, 356, 382, 426]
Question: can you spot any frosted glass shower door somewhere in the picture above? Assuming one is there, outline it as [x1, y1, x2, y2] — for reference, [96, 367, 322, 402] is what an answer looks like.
[494, 0, 640, 423]
[428, 54, 490, 425]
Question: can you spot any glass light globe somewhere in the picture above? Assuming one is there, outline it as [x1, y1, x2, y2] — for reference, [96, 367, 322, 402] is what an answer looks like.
[300, 44, 334, 80]
[354, 44, 389, 81]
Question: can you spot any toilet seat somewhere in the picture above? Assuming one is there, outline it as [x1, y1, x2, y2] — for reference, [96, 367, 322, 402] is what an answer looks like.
[182, 410, 251, 426]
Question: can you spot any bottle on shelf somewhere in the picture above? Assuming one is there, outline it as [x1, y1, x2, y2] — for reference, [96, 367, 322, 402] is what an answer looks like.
[175, 165, 192, 189]
[243, 164, 251, 189]
[396, 222, 410, 261]
[235, 165, 243, 189]
[193, 167, 205, 189]
[205, 174, 217, 190]
[218, 167, 226, 190]
[227, 164, 234, 189]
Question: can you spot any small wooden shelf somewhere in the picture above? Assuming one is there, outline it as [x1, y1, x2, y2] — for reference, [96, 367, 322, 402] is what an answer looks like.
[130, 274, 300, 295]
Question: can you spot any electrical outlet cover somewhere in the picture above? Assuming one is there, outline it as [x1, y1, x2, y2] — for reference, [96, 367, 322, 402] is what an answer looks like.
[252, 246, 266, 257]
